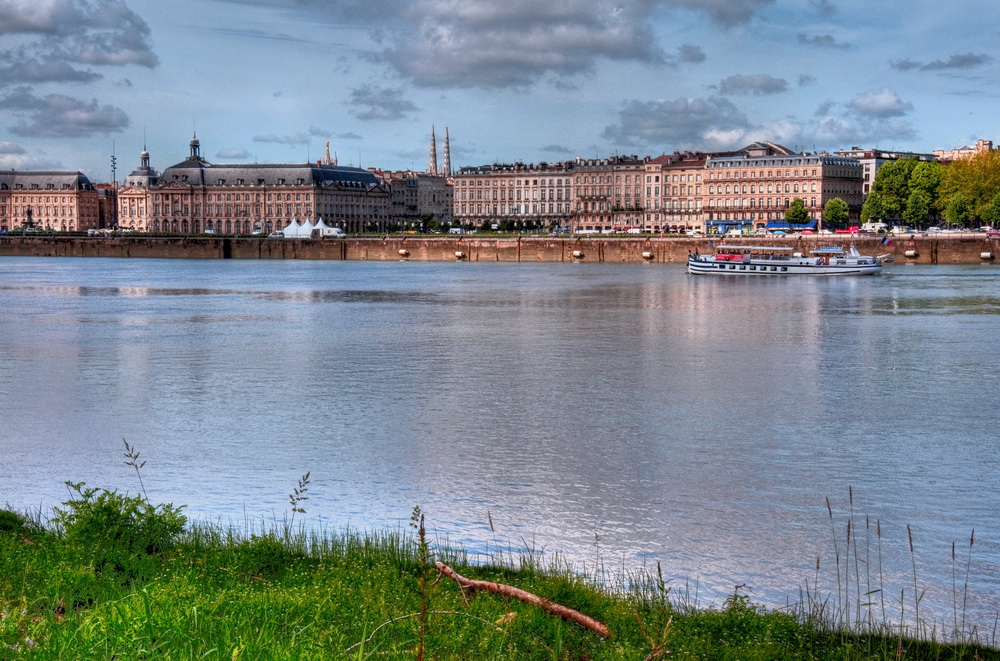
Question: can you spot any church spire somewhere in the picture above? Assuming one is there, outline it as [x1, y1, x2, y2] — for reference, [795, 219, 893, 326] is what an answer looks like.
[428, 126, 438, 175]
[323, 141, 332, 165]
[442, 127, 451, 177]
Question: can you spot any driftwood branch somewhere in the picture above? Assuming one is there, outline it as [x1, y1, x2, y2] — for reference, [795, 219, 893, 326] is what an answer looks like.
[435, 562, 610, 638]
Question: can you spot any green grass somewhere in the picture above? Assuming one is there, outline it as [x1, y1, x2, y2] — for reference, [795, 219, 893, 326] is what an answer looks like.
[2, 506, 999, 660]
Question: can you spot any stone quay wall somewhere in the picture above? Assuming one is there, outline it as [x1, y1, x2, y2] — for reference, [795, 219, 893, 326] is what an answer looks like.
[1, 235, 999, 265]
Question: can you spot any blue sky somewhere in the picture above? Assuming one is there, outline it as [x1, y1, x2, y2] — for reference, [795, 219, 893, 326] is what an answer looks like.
[1, 0, 996, 181]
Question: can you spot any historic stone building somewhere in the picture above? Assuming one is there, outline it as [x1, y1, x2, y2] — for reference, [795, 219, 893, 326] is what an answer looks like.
[0, 170, 100, 232]
[372, 169, 453, 229]
[452, 161, 574, 231]
[704, 142, 864, 230]
[571, 155, 647, 233]
[645, 152, 708, 232]
[116, 137, 391, 234]
[836, 147, 937, 195]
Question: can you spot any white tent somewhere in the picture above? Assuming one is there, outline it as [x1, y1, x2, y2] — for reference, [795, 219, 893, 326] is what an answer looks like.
[282, 218, 303, 238]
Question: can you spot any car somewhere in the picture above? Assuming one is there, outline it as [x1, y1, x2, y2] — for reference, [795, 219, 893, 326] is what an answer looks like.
[988, 229, 1000, 238]
[926, 226, 943, 233]
[204, 229, 218, 235]
[979, 226, 994, 233]
[267, 230, 284, 238]
[818, 229, 834, 235]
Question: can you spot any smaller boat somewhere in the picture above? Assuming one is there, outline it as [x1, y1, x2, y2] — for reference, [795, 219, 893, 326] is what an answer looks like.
[688, 244, 882, 276]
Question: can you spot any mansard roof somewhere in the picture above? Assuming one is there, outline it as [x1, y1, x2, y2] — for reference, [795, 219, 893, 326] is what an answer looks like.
[156, 160, 381, 189]
[0, 170, 94, 191]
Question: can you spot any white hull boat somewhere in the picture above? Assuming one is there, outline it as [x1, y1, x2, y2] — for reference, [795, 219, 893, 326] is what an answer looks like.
[688, 244, 883, 276]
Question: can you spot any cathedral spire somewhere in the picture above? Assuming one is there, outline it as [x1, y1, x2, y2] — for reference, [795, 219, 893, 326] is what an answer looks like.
[442, 127, 451, 177]
[428, 126, 438, 175]
[323, 141, 332, 165]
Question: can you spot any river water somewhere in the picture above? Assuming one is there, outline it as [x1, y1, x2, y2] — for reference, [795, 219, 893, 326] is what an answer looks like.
[1, 257, 998, 636]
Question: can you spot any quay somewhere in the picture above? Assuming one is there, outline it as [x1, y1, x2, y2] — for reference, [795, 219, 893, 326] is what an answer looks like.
[1, 235, 998, 265]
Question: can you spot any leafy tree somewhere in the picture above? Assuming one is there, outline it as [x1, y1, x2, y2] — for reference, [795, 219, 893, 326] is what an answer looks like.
[785, 197, 809, 224]
[903, 190, 932, 227]
[942, 193, 970, 227]
[871, 159, 919, 220]
[983, 192, 1000, 227]
[822, 197, 849, 227]
[860, 190, 885, 223]
[940, 149, 1000, 221]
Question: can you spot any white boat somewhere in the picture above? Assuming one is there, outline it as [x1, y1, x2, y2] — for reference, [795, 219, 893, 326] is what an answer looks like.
[688, 244, 882, 276]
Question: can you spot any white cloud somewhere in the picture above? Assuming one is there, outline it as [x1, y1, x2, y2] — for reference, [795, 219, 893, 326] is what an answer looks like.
[848, 87, 912, 118]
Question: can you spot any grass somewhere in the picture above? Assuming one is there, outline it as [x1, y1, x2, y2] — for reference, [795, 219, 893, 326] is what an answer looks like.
[2, 506, 999, 660]
[1, 449, 996, 660]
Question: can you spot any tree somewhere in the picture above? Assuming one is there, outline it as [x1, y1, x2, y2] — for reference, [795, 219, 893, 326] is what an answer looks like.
[861, 190, 885, 223]
[871, 159, 919, 221]
[823, 197, 849, 227]
[983, 192, 1000, 227]
[903, 189, 932, 227]
[940, 149, 1000, 221]
[942, 193, 970, 227]
[785, 197, 809, 224]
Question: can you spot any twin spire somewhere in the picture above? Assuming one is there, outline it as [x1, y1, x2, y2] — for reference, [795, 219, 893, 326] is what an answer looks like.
[428, 126, 451, 176]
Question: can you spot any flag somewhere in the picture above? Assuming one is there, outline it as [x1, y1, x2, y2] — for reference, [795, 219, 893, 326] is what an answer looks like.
[881, 236, 892, 246]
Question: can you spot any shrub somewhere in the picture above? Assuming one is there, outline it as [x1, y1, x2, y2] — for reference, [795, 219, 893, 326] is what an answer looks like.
[52, 482, 186, 580]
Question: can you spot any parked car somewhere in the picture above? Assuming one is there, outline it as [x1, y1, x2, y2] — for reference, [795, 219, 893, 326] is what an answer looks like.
[988, 229, 1000, 238]
[268, 230, 284, 238]
[926, 226, 943, 233]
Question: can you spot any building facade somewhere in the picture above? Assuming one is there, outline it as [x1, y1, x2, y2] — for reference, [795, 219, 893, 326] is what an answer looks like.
[704, 143, 864, 230]
[372, 169, 453, 228]
[835, 147, 937, 195]
[452, 162, 574, 231]
[0, 170, 100, 232]
[117, 137, 391, 234]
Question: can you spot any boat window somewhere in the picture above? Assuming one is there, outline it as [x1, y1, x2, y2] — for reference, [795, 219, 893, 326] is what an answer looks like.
[780, 267, 788, 271]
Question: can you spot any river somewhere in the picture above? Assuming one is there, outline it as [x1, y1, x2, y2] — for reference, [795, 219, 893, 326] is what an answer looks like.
[1, 257, 998, 638]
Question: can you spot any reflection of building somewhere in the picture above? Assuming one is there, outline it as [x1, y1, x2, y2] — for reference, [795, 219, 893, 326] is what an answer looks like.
[933, 139, 993, 162]
[0, 171, 100, 231]
[116, 137, 391, 234]
[836, 147, 937, 195]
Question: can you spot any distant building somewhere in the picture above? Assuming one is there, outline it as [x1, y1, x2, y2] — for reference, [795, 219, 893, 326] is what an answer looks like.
[706, 142, 864, 230]
[0, 170, 100, 232]
[933, 139, 993, 162]
[452, 161, 574, 231]
[645, 152, 709, 232]
[835, 147, 937, 195]
[372, 169, 453, 228]
[116, 136, 391, 234]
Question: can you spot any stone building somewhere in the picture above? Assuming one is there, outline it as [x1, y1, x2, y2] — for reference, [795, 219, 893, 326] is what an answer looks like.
[372, 169, 453, 228]
[116, 137, 391, 234]
[645, 152, 708, 232]
[0, 170, 100, 232]
[571, 155, 647, 233]
[835, 147, 937, 195]
[704, 142, 864, 231]
[452, 161, 574, 231]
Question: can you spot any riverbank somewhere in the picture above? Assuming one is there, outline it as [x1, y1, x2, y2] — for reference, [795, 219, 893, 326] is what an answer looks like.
[2, 501, 997, 660]
[2, 234, 1000, 264]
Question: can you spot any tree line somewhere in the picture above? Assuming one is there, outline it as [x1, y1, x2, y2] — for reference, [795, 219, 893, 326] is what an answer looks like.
[859, 149, 1000, 227]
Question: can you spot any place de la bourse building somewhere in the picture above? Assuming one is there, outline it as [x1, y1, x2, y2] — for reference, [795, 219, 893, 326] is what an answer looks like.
[117, 137, 391, 234]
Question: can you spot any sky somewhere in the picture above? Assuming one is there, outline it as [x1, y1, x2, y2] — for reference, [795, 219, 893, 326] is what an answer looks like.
[0, 0, 997, 183]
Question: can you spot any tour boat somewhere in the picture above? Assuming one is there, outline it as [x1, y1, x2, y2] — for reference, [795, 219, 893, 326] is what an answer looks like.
[688, 244, 883, 276]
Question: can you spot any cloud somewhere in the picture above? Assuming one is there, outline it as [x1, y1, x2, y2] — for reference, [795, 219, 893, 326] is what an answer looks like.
[336, 131, 363, 140]
[0, 141, 59, 169]
[0, 88, 129, 137]
[661, 0, 776, 27]
[891, 52, 993, 71]
[797, 33, 849, 49]
[308, 126, 332, 138]
[718, 74, 788, 95]
[798, 74, 816, 86]
[382, 1, 666, 89]
[542, 144, 572, 154]
[216, 148, 252, 159]
[809, 0, 836, 16]
[848, 87, 912, 118]
[809, 91, 917, 147]
[252, 133, 310, 145]
[602, 96, 749, 149]
[676, 44, 706, 64]
[346, 84, 418, 120]
[0, 0, 158, 87]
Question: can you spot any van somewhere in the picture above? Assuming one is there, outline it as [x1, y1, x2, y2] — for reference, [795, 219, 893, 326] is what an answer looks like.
[448, 227, 464, 234]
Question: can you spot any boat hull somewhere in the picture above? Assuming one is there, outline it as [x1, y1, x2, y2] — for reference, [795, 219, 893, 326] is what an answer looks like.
[688, 257, 881, 276]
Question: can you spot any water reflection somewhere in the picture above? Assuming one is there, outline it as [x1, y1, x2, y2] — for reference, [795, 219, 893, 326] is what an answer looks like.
[1, 258, 999, 635]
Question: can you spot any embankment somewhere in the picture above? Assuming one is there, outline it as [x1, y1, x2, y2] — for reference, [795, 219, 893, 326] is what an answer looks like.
[1, 235, 998, 264]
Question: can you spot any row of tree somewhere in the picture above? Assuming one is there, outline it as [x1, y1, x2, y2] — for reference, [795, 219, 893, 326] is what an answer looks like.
[860, 149, 1000, 227]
